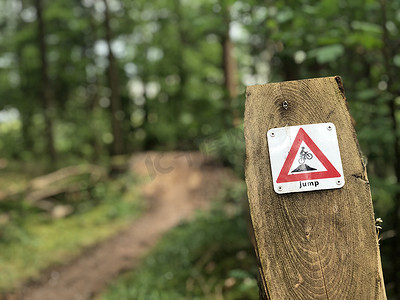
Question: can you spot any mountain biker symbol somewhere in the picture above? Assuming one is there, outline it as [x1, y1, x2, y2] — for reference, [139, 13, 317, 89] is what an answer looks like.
[291, 146, 317, 173]
[269, 124, 344, 192]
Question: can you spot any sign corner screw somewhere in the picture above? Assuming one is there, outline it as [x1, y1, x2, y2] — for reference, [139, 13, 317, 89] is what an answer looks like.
[327, 125, 332, 131]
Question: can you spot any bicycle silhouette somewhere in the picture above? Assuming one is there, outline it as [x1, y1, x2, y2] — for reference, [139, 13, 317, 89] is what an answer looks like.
[298, 147, 313, 164]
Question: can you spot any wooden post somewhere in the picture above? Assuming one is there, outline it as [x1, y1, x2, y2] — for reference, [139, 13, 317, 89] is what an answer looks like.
[244, 77, 386, 299]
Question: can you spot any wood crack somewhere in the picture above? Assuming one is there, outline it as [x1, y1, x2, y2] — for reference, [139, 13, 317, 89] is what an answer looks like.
[351, 173, 369, 183]
[334, 76, 345, 99]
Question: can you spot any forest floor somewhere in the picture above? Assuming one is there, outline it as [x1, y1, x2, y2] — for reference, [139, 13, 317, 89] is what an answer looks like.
[6, 152, 233, 300]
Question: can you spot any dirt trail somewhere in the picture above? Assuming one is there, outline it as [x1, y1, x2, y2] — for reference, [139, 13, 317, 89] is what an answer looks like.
[11, 152, 231, 300]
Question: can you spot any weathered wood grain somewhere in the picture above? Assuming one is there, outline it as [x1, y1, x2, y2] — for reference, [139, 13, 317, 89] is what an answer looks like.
[244, 77, 386, 299]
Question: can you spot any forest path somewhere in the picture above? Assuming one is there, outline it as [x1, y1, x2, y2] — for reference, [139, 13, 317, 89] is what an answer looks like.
[13, 152, 231, 300]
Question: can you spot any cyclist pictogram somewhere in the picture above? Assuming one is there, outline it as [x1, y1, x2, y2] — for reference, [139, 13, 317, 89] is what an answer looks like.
[298, 147, 313, 164]
[291, 145, 317, 173]
[267, 123, 344, 194]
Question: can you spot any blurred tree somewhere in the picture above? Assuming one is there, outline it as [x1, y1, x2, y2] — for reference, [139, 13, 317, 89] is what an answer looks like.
[34, 0, 57, 163]
[103, 0, 125, 155]
[220, 0, 239, 127]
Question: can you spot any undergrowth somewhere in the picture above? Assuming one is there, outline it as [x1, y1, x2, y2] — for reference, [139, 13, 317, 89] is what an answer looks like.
[101, 182, 259, 300]
[0, 170, 143, 293]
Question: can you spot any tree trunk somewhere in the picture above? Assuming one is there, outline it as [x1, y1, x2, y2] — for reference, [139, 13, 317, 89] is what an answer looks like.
[85, 4, 103, 161]
[221, 2, 239, 127]
[223, 38, 238, 103]
[103, 0, 124, 156]
[34, 0, 57, 163]
[16, 47, 35, 153]
[173, 0, 186, 120]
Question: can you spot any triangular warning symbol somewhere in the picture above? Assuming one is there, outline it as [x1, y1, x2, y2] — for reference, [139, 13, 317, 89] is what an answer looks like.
[276, 128, 341, 183]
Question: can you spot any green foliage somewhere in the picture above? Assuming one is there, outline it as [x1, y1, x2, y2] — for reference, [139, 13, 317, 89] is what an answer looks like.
[200, 124, 245, 178]
[0, 169, 143, 292]
[308, 44, 344, 64]
[101, 184, 258, 300]
[0, 119, 23, 158]
[0, 0, 400, 295]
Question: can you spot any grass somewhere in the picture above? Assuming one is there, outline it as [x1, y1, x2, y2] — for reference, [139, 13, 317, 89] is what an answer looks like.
[0, 170, 144, 293]
[101, 183, 259, 300]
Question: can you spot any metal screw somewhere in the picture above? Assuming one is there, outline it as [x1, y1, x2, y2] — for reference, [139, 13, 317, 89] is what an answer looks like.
[282, 101, 288, 110]
[278, 186, 283, 191]
[327, 125, 332, 131]
[336, 180, 341, 185]
[270, 131, 275, 137]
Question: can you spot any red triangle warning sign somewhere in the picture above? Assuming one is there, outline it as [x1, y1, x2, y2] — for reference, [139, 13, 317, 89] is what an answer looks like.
[276, 128, 341, 183]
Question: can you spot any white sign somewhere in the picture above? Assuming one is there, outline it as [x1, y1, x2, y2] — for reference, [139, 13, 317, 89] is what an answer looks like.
[267, 123, 344, 194]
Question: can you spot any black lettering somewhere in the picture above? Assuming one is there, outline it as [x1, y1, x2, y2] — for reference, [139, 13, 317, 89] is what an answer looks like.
[298, 180, 320, 189]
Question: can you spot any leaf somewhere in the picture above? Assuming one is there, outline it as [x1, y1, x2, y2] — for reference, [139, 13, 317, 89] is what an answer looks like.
[319, 0, 339, 17]
[346, 33, 382, 49]
[356, 89, 378, 100]
[351, 21, 382, 34]
[276, 8, 293, 23]
[308, 44, 344, 64]
[394, 54, 400, 67]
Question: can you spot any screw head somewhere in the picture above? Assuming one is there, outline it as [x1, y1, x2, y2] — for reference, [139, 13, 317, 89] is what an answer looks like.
[278, 186, 282, 191]
[270, 131, 275, 137]
[336, 180, 341, 185]
[327, 125, 332, 131]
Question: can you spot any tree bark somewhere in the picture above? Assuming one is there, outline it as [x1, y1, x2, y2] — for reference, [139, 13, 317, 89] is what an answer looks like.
[103, 0, 124, 155]
[245, 77, 386, 299]
[35, 0, 57, 163]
